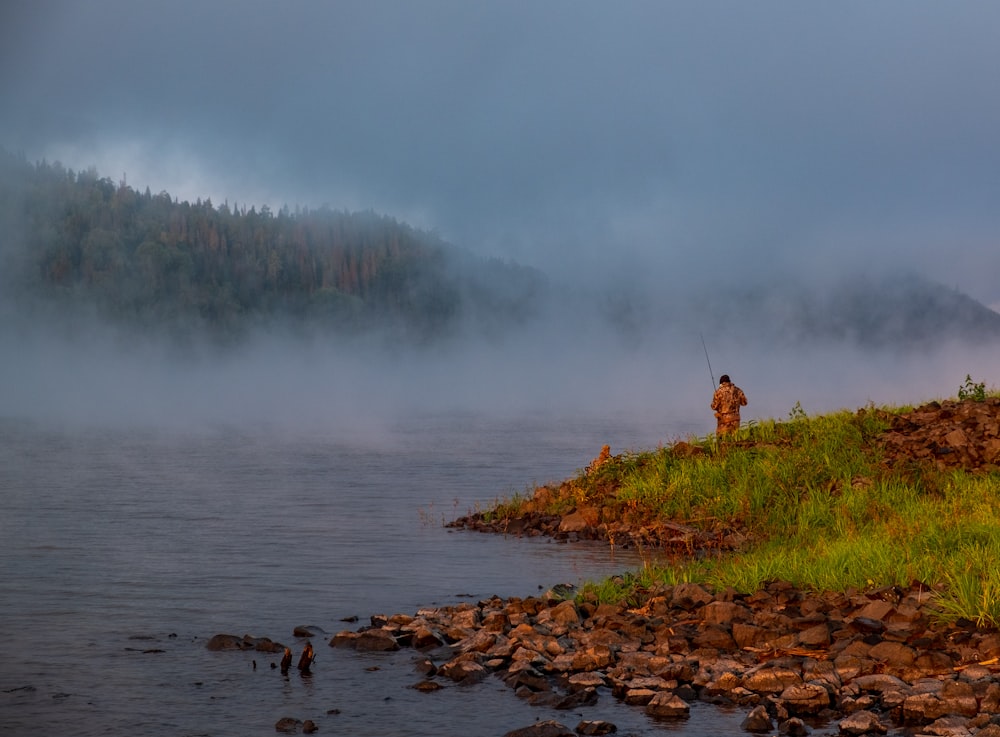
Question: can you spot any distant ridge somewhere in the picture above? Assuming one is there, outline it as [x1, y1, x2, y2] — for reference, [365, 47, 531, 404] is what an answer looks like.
[2, 150, 997, 352]
[707, 274, 1000, 348]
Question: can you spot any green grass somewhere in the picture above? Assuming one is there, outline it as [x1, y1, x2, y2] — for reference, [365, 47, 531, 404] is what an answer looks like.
[490, 394, 1000, 627]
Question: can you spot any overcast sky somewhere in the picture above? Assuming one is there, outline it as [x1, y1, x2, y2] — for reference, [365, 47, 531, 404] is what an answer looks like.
[2, 1, 999, 307]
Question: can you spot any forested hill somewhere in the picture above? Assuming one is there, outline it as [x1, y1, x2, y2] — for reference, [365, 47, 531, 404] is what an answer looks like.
[0, 151, 544, 343]
[3, 150, 999, 352]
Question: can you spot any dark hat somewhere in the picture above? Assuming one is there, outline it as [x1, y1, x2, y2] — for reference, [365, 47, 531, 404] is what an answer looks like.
[719, 374, 730, 384]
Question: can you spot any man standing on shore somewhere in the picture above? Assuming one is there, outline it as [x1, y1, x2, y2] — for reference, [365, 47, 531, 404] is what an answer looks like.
[711, 374, 748, 436]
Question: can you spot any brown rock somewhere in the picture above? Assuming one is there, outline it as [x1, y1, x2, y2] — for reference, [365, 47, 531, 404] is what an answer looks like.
[980, 682, 1000, 713]
[796, 622, 831, 647]
[913, 650, 954, 676]
[622, 687, 656, 705]
[247, 635, 286, 653]
[567, 672, 607, 691]
[206, 633, 245, 651]
[838, 709, 889, 735]
[851, 673, 911, 694]
[702, 670, 742, 698]
[779, 717, 809, 736]
[778, 683, 830, 716]
[921, 715, 975, 736]
[743, 666, 803, 695]
[502, 720, 575, 737]
[275, 717, 302, 733]
[546, 600, 581, 627]
[902, 691, 950, 723]
[409, 626, 445, 650]
[559, 510, 593, 533]
[939, 680, 979, 717]
[732, 622, 770, 649]
[440, 657, 488, 684]
[740, 704, 772, 732]
[868, 640, 916, 670]
[327, 631, 358, 648]
[456, 628, 498, 653]
[670, 583, 714, 610]
[645, 692, 690, 718]
[354, 628, 399, 652]
[699, 600, 752, 625]
[575, 720, 618, 736]
[833, 653, 877, 682]
[694, 624, 736, 650]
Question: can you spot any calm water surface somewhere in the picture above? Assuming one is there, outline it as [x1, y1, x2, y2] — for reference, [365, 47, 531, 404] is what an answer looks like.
[1, 410, 763, 736]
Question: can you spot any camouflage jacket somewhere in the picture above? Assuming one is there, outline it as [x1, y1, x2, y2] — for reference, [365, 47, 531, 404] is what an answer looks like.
[711, 382, 748, 415]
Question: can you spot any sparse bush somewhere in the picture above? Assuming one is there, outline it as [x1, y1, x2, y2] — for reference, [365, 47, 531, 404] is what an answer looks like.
[958, 374, 987, 402]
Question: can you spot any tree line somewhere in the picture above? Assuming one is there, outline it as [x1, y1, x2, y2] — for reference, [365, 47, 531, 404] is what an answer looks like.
[0, 150, 544, 343]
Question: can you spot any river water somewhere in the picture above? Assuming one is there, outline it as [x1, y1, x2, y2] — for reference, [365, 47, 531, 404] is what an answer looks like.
[0, 409, 757, 736]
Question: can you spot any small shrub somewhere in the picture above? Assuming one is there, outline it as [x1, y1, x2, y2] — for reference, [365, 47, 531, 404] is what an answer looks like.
[958, 374, 987, 402]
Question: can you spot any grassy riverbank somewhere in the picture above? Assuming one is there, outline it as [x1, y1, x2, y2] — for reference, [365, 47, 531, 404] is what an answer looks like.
[485, 392, 1000, 627]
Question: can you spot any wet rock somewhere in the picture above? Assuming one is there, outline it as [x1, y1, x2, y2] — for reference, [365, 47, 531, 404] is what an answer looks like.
[778, 717, 809, 736]
[838, 709, 889, 735]
[544, 600, 581, 627]
[565, 671, 606, 691]
[778, 682, 830, 716]
[275, 717, 301, 733]
[921, 715, 974, 737]
[743, 665, 803, 695]
[438, 655, 487, 684]
[206, 634, 245, 651]
[247, 635, 285, 653]
[622, 688, 656, 706]
[302, 720, 318, 734]
[501, 720, 575, 737]
[559, 510, 596, 534]
[206, 633, 284, 652]
[644, 692, 690, 719]
[355, 629, 400, 652]
[703, 670, 742, 699]
[575, 720, 617, 735]
[409, 626, 444, 650]
[851, 673, 911, 694]
[740, 704, 773, 732]
[902, 691, 951, 723]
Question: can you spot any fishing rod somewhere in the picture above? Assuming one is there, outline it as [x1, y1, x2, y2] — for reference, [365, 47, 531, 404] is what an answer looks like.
[700, 332, 716, 390]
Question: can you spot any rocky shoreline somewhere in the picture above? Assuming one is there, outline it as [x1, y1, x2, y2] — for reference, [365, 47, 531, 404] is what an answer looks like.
[329, 401, 1000, 735]
[320, 579, 1000, 736]
[209, 398, 1000, 735]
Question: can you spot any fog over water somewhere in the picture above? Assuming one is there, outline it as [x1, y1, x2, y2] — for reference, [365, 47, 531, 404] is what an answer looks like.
[3, 306, 997, 441]
[1, 1, 999, 433]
